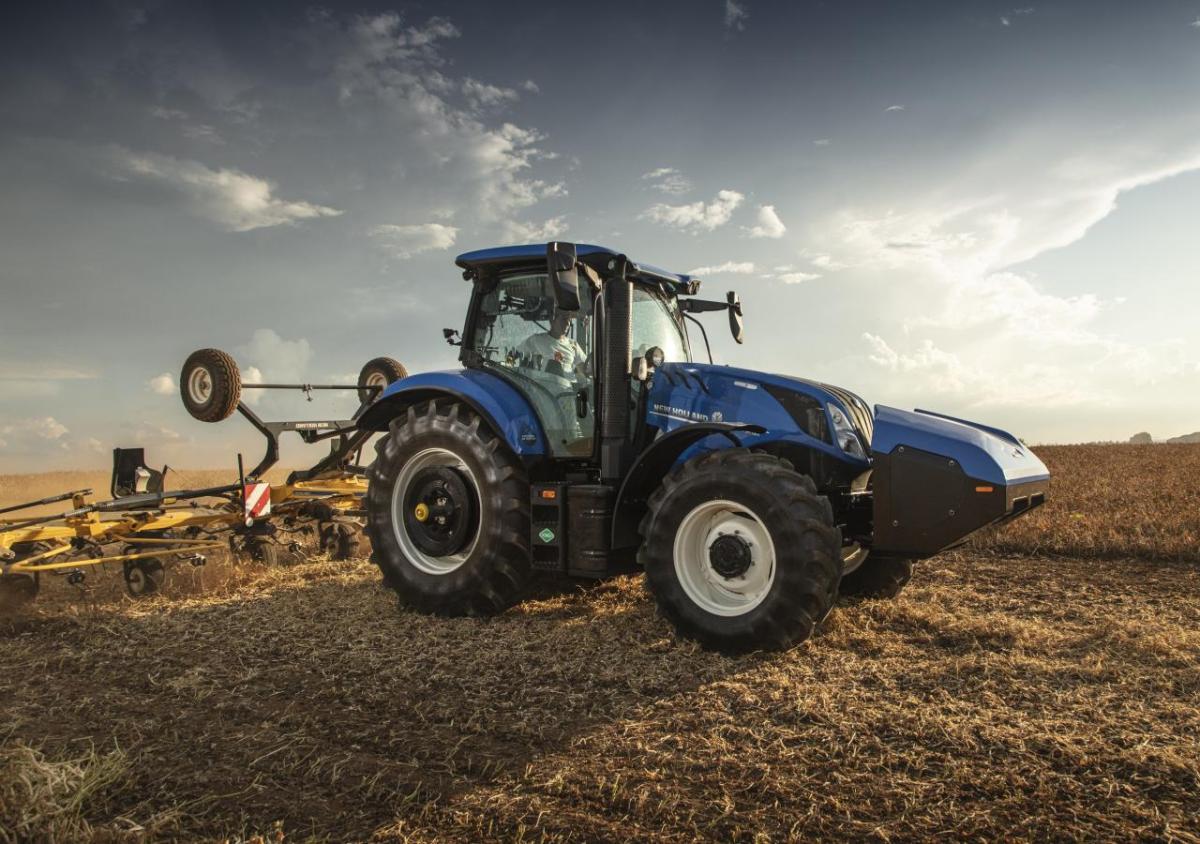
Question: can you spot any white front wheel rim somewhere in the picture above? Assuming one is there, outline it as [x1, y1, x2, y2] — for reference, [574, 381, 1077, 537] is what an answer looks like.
[673, 499, 776, 617]
[366, 372, 388, 389]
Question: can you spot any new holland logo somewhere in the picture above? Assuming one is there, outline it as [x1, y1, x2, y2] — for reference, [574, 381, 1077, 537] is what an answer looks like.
[538, 527, 555, 543]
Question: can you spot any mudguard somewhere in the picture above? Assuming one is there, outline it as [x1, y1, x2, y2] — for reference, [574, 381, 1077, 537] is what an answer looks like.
[870, 405, 1049, 558]
[356, 369, 548, 457]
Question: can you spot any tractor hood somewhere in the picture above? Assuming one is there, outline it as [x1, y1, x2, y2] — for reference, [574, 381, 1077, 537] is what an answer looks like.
[648, 363, 1049, 559]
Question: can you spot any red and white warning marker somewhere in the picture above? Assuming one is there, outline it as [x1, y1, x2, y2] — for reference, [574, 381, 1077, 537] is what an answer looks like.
[243, 482, 272, 524]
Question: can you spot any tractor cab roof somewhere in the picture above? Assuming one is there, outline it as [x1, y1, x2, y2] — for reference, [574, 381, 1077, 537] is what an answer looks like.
[455, 243, 700, 295]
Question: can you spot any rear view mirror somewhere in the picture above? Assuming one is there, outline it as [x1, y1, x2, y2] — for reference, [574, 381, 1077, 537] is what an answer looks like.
[727, 291, 744, 344]
[547, 242, 581, 311]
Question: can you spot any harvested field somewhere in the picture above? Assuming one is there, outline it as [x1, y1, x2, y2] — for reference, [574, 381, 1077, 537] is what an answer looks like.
[2, 444, 1199, 842]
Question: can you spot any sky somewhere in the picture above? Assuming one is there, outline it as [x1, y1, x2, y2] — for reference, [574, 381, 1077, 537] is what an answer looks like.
[2, 0, 1200, 472]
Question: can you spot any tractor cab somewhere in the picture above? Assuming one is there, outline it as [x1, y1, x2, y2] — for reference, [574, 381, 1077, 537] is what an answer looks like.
[454, 244, 695, 462]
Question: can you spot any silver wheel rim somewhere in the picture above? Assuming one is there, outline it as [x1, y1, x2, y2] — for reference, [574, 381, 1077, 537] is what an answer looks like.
[365, 371, 388, 389]
[187, 366, 213, 404]
[391, 447, 480, 575]
[673, 499, 776, 617]
[128, 569, 146, 594]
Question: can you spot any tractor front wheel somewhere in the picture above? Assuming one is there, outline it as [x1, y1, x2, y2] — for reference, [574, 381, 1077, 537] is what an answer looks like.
[639, 450, 843, 653]
[365, 400, 531, 616]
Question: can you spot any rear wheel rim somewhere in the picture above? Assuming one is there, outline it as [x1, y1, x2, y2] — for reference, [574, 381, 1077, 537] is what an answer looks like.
[365, 371, 388, 389]
[391, 447, 480, 575]
[673, 499, 776, 617]
[187, 366, 213, 405]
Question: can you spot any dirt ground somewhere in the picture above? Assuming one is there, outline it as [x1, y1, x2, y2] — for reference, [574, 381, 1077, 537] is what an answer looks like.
[2, 447, 1199, 842]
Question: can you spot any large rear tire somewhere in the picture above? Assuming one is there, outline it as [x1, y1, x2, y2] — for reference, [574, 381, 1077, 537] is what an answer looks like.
[639, 449, 843, 653]
[365, 401, 531, 616]
[839, 555, 914, 599]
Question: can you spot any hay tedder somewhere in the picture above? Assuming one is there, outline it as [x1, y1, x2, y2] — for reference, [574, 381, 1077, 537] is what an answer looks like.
[0, 353, 408, 608]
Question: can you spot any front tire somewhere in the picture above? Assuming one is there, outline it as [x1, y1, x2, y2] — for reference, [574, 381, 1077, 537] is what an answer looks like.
[365, 401, 531, 616]
[639, 450, 843, 653]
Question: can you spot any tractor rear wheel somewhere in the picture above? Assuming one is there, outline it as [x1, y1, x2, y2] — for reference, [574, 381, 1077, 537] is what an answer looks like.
[180, 348, 241, 422]
[357, 357, 408, 405]
[366, 400, 531, 616]
[639, 449, 843, 653]
[839, 555, 914, 599]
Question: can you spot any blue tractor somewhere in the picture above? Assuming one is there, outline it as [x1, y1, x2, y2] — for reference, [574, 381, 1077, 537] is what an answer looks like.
[358, 243, 1049, 651]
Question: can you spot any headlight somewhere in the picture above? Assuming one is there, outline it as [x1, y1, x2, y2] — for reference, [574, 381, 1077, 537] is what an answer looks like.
[828, 404, 866, 459]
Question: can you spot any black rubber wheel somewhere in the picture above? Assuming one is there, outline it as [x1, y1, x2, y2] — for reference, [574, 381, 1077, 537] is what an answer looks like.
[358, 357, 408, 405]
[0, 574, 39, 611]
[321, 521, 361, 561]
[365, 400, 531, 616]
[839, 555, 914, 599]
[180, 348, 242, 423]
[123, 557, 165, 598]
[639, 449, 843, 653]
[247, 540, 281, 566]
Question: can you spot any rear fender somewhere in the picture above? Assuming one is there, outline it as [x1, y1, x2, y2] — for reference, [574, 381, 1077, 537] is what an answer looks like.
[870, 405, 1049, 558]
[356, 370, 548, 457]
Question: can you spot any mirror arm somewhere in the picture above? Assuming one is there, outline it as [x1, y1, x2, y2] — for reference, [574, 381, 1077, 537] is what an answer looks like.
[682, 313, 713, 364]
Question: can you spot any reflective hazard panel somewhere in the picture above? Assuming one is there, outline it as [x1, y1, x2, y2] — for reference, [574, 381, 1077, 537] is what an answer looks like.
[244, 483, 272, 519]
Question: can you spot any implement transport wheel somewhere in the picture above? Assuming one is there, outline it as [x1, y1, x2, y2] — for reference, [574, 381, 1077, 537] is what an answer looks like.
[247, 540, 281, 566]
[639, 449, 843, 653]
[358, 357, 408, 405]
[123, 557, 165, 599]
[320, 521, 361, 561]
[0, 574, 39, 611]
[180, 348, 242, 423]
[366, 400, 531, 616]
[839, 555, 914, 599]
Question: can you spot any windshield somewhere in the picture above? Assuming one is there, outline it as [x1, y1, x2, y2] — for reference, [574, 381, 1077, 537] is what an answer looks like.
[631, 286, 690, 363]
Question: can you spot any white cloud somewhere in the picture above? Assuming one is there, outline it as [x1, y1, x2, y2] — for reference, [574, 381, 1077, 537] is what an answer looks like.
[809, 254, 846, 270]
[746, 204, 787, 239]
[236, 329, 312, 386]
[500, 216, 568, 242]
[146, 373, 175, 395]
[642, 189, 744, 232]
[641, 167, 693, 195]
[724, 0, 749, 31]
[1000, 16, 1011, 26]
[776, 271, 820, 284]
[327, 13, 564, 219]
[884, 104, 905, 112]
[813, 138, 831, 146]
[687, 261, 756, 275]
[462, 78, 520, 108]
[1191, 17, 1200, 28]
[116, 151, 343, 232]
[368, 222, 458, 259]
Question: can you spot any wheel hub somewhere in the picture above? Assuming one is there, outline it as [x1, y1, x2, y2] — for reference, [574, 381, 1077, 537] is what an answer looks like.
[708, 533, 753, 579]
[403, 466, 477, 557]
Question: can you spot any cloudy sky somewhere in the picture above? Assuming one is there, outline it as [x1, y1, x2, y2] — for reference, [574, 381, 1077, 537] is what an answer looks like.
[2, 0, 1200, 471]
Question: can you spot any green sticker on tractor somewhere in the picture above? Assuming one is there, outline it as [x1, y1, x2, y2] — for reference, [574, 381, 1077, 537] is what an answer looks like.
[538, 527, 555, 543]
